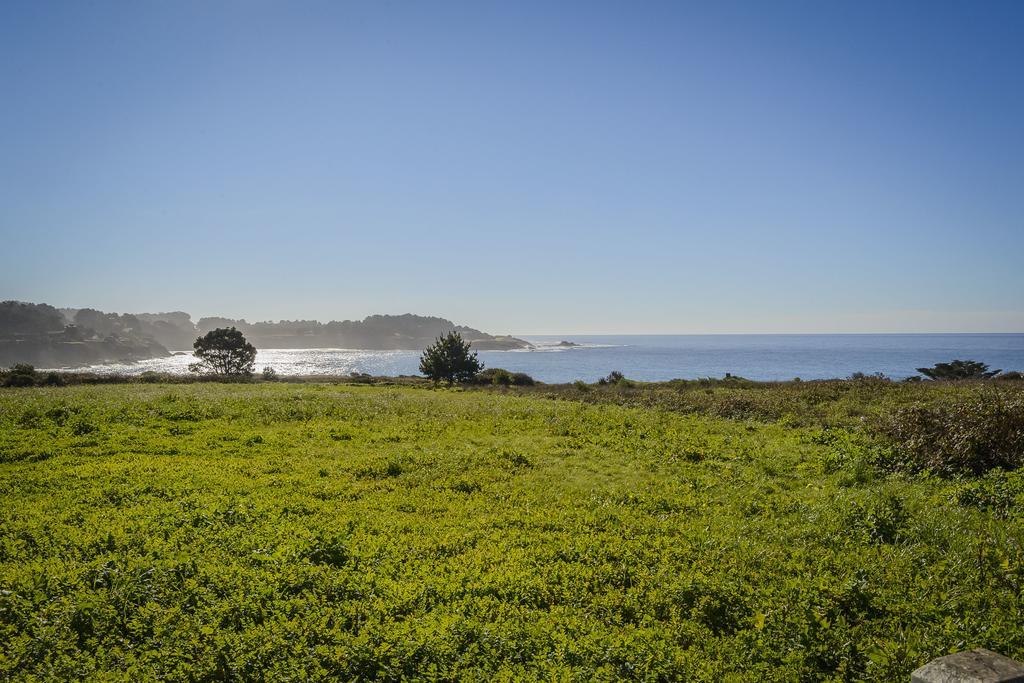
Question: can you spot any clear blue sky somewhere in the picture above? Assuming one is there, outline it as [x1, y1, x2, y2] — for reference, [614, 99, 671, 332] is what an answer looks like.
[2, 1, 1022, 334]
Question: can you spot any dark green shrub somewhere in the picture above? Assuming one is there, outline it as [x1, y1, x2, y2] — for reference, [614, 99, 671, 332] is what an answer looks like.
[3, 364, 37, 387]
[70, 418, 98, 436]
[849, 372, 888, 381]
[477, 368, 513, 385]
[43, 372, 65, 386]
[262, 366, 278, 381]
[46, 405, 73, 426]
[812, 428, 881, 484]
[951, 469, 1024, 519]
[667, 578, 750, 635]
[846, 492, 908, 544]
[598, 370, 625, 386]
[501, 449, 532, 467]
[450, 479, 481, 494]
[478, 368, 535, 386]
[872, 393, 1024, 475]
[916, 359, 999, 380]
[302, 533, 350, 567]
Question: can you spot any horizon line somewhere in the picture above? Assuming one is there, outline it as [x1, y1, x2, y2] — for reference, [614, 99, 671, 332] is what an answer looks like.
[516, 331, 1024, 337]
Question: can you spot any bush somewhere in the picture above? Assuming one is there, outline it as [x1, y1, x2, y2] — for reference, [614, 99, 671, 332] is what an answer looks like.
[951, 469, 1024, 519]
[70, 418, 98, 436]
[477, 368, 513, 386]
[509, 372, 535, 386]
[477, 368, 536, 386]
[597, 370, 626, 386]
[871, 393, 1024, 475]
[849, 372, 888, 381]
[3, 364, 37, 387]
[262, 366, 278, 381]
[43, 372, 65, 386]
[916, 359, 999, 380]
[845, 492, 909, 544]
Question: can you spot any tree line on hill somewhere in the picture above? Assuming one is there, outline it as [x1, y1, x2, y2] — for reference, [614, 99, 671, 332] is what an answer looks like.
[0, 301, 529, 367]
[188, 314, 528, 351]
[0, 302, 171, 367]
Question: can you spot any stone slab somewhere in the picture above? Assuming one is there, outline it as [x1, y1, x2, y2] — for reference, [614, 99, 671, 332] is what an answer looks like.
[911, 649, 1024, 683]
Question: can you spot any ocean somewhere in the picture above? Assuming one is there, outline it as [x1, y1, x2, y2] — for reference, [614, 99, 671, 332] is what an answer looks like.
[56, 334, 1024, 383]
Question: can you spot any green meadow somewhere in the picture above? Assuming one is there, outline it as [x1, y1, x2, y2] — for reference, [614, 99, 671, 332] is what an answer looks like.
[1, 382, 1022, 681]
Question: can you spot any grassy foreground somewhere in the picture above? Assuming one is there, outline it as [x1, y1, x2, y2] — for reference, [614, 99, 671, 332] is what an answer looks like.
[1, 383, 1022, 681]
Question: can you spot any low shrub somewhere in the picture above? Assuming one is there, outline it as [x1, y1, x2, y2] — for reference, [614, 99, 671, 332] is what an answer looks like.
[597, 370, 626, 386]
[476, 368, 534, 386]
[845, 492, 909, 544]
[477, 368, 513, 386]
[849, 372, 889, 381]
[70, 418, 98, 436]
[302, 533, 351, 568]
[871, 392, 1024, 475]
[42, 372, 65, 386]
[917, 359, 1000, 380]
[951, 469, 1024, 519]
[2, 364, 37, 387]
[811, 428, 882, 485]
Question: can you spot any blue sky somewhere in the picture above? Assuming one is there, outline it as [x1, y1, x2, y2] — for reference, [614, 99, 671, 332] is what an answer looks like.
[1, 1, 1022, 334]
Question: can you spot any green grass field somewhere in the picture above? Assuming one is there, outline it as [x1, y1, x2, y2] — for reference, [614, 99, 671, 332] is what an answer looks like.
[1, 383, 1022, 681]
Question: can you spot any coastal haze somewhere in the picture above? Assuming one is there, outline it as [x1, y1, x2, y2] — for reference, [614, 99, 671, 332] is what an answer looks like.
[3, 300, 1021, 381]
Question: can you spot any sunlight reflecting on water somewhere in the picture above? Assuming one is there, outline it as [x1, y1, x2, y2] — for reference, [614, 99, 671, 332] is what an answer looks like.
[42, 335, 1024, 383]
[62, 348, 423, 377]
[54, 340, 605, 379]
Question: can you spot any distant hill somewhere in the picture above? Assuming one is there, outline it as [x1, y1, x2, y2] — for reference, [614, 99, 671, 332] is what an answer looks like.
[0, 301, 170, 367]
[190, 313, 530, 352]
[1, 301, 530, 367]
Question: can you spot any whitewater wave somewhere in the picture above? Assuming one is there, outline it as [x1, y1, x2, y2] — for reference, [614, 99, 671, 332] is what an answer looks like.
[516, 341, 623, 352]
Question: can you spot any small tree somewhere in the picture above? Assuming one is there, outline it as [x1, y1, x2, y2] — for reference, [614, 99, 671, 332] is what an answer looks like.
[419, 331, 482, 384]
[916, 359, 1000, 381]
[190, 327, 257, 376]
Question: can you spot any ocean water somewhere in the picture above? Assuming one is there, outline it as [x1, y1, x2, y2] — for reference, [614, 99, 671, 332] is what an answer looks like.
[56, 334, 1024, 383]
